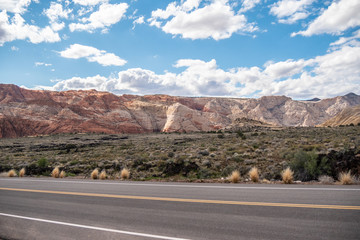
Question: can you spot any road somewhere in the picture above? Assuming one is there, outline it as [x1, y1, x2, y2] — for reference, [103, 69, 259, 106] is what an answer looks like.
[0, 178, 359, 240]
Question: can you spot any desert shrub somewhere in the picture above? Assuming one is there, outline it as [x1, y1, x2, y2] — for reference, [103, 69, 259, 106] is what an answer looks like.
[221, 166, 236, 177]
[236, 130, 246, 140]
[51, 167, 60, 178]
[99, 170, 107, 180]
[8, 169, 16, 177]
[91, 169, 99, 179]
[37, 158, 48, 168]
[289, 150, 330, 181]
[120, 168, 130, 179]
[197, 168, 213, 179]
[60, 170, 66, 178]
[339, 171, 353, 185]
[318, 175, 334, 184]
[19, 168, 25, 177]
[281, 167, 294, 184]
[324, 149, 360, 178]
[229, 170, 241, 183]
[249, 167, 259, 182]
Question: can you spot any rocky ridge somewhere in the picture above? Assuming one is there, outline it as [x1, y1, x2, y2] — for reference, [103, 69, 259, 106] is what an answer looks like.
[318, 105, 360, 127]
[0, 84, 359, 138]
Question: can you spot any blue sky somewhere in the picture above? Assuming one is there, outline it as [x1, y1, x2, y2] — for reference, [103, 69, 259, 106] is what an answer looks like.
[0, 0, 359, 99]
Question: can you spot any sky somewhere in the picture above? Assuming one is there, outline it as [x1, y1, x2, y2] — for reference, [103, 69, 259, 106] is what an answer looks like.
[0, 0, 359, 100]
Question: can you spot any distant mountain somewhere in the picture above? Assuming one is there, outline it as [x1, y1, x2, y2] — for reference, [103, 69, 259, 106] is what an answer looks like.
[0, 84, 359, 138]
[318, 105, 360, 127]
[306, 98, 321, 102]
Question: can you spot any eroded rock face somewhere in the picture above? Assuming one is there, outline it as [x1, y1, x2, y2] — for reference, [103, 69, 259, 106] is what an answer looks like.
[0, 84, 359, 138]
[318, 105, 360, 127]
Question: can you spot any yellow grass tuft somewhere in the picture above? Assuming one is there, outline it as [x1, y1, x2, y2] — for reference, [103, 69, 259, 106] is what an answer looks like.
[60, 170, 66, 178]
[339, 171, 353, 185]
[19, 168, 26, 177]
[229, 170, 241, 183]
[261, 178, 270, 184]
[91, 169, 99, 179]
[8, 169, 16, 177]
[51, 167, 60, 178]
[281, 167, 294, 184]
[120, 168, 130, 180]
[249, 167, 259, 183]
[99, 170, 107, 180]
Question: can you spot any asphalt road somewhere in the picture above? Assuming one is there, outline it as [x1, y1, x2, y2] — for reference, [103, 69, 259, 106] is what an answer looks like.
[0, 178, 359, 240]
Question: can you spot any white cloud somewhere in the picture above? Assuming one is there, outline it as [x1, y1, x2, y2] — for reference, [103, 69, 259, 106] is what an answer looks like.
[0, 10, 61, 46]
[132, 16, 144, 29]
[270, 0, 314, 24]
[46, 40, 360, 99]
[0, 0, 32, 14]
[73, 0, 108, 6]
[59, 44, 127, 66]
[293, 0, 360, 36]
[44, 2, 71, 23]
[11, 45, 18, 51]
[35, 62, 52, 67]
[329, 29, 360, 50]
[263, 59, 312, 78]
[69, 2, 128, 33]
[43, 2, 71, 32]
[149, 0, 257, 40]
[239, 0, 261, 13]
[77, 6, 94, 16]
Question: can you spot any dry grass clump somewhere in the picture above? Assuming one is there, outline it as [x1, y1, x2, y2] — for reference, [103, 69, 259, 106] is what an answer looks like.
[318, 175, 334, 184]
[249, 167, 259, 183]
[19, 168, 26, 177]
[51, 167, 60, 178]
[339, 171, 353, 185]
[120, 168, 130, 180]
[229, 170, 241, 183]
[8, 169, 16, 177]
[99, 170, 107, 180]
[91, 169, 99, 179]
[281, 167, 294, 184]
[60, 170, 66, 178]
[261, 178, 270, 184]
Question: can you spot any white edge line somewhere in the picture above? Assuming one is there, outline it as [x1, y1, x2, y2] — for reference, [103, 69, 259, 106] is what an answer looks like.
[0, 213, 190, 240]
[0, 178, 359, 191]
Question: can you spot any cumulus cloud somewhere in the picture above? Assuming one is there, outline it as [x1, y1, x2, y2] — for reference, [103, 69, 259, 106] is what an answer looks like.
[270, 0, 314, 24]
[0, 0, 32, 14]
[148, 0, 257, 40]
[69, 2, 128, 33]
[292, 0, 360, 36]
[239, 0, 261, 13]
[0, 10, 61, 46]
[59, 44, 127, 66]
[44, 2, 71, 23]
[46, 40, 360, 99]
[43, 2, 72, 31]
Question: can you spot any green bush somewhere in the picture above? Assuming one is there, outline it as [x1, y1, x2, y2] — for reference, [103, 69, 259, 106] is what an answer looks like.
[290, 150, 331, 181]
[236, 130, 246, 140]
[37, 158, 48, 168]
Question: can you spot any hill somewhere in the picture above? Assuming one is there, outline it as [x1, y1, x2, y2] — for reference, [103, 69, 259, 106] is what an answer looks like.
[0, 84, 359, 138]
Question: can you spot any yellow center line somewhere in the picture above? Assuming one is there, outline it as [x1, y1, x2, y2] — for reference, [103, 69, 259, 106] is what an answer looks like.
[1, 187, 359, 210]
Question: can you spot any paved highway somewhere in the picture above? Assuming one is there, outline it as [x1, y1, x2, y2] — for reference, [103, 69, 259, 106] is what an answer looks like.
[0, 178, 359, 240]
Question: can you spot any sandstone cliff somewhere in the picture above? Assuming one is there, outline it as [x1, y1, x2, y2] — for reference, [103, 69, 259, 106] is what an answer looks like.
[318, 105, 360, 127]
[0, 84, 359, 138]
